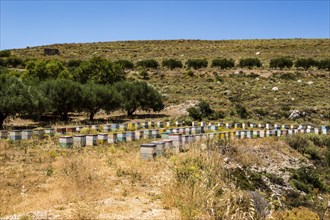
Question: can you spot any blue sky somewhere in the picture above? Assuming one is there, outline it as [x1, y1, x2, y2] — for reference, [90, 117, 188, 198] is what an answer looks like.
[1, 0, 329, 50]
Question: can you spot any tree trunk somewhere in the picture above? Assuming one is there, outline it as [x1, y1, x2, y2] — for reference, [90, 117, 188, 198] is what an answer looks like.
[61, 112, 69, 121]
[127, 109, 136, 117]
[89, 111, 95, 121]
[0, 113, 8, 130]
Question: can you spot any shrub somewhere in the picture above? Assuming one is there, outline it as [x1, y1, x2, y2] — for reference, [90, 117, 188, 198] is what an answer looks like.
[290, 166, 326, 193]
[284, 134, 322, 160]
[113, 59, 134, 69]
[185, 69, 194, 77]
[0, 50, 11, 57]
[239, 58, 262, 69]
[295, 58, 318, 70]
[187, 107, 202, 120]
[317, 58, 330, 70]
[213, 73, 224, 82]
[270, 57, 293, 69]
[211, 58, 235, 69]
[162, 58, 183, 70]
[6, 57, 24, 68]
[253, 108, 268, 117]
[235, 104, 249, 119]
[187, 101, 214, 120]
[0, 58, 6, 67]
[137, 66, 149, 79]
[67, 59, 83, 68]
[279, 72, 297, 80]
[186, 59, 208, 69]
[136, 59, 159, 69]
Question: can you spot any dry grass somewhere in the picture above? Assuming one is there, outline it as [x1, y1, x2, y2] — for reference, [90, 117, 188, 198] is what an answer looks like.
[11, 39, 330, 64]
[0, 139, 179, 219]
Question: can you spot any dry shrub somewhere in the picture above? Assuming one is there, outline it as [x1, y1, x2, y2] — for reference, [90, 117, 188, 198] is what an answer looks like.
[269, 206, 320, 220]
[161, 142, 262, 219]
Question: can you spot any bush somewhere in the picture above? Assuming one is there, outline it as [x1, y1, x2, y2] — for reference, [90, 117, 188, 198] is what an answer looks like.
[295, 58, 318, 70]
[270, 57, 293, 69]
[235, 104, 249, 119]
[67, 59, 83, 68]
[279, 72, 297, 80]
[136, 59, 159, 69]
[0, 50, 11, 57]
[317, 58, 330, 70]
[186, 59, 208, 69]
[6, 57, 24, 68]
[290, 167, 326, 193]
[239, 58, 262, 69]
[162, 59, 183, 70]
[185, 69, 194, 77]
[211, 58, 235, 69]
[113, 59, 134, 69]
[284, 134, 323, 160]
[187, 101, 214, 120]
[0, 58, 6, 67]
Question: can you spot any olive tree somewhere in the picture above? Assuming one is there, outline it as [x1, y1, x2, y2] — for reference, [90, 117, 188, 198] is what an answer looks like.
[40, 79, 83, 120]
[80, 82, 120, 120]
[0, 75, 36, 128]
[113, 81, 164, 116]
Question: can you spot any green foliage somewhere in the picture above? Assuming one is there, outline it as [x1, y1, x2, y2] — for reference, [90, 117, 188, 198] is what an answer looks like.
[270, 57, 293, 69]
[113, 81, 164, 116]
[74, 56, 126, 84]
[279, 72, 297, 80]
[235, 104, 249, 119]
[80, 82, 119, 120]
[213, 73, 224, 82]
[162, 58, 183, 70]
[290, 166, 326, 193]
[66, 59, 82, 68]
[185, 69, 194, 77]
[137, 66, 149, 79]
[295, 58, 318, 70]
[284, 134, 322, 160]
[0, 75, 38, 128]
[0, 50, 11, 57]
[186, 59, 208, 69]
[253, 108, 268, 117]
[229, 168, 268, 191]
[187, 101, 214, 120]
[317, 58, 330, 70]
[25, 59, 72, 80]
[0, 58, 6, 67]
[211, 58, 235, 69]
[113, 59, 134, 69]
[136, 59, 159, 69]
[187, 107, 202, 120]
[40, 79, 83, 120]
[6, 57, 24, 68]
[239, 58, 262, 68]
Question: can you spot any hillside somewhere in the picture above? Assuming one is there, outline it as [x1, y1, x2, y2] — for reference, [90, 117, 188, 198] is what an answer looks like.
[11, 39, 330, 64]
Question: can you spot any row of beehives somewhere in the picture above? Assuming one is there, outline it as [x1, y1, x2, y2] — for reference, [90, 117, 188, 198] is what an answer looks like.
[0, 121, 327, 139]
[140, 127, 330, 160]
[1, 123, 329, 143]
[1, 120, 327, 137]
